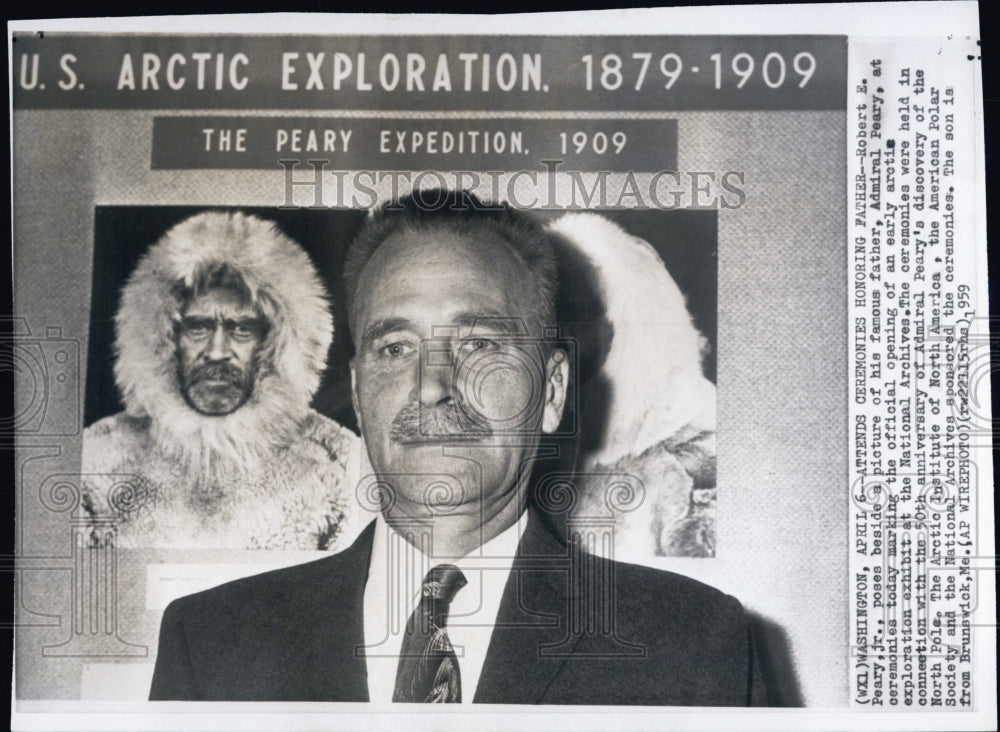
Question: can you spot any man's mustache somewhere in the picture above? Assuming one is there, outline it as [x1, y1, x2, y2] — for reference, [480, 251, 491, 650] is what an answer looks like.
[389, 402, 492, 444]
[186, 361, 248, 387]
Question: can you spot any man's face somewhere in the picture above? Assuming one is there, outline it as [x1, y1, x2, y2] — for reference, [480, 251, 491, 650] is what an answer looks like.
[176, 286, 267, 416]
[351, 228, 568, 524]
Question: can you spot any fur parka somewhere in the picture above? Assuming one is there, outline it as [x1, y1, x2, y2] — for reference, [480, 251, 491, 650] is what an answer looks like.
[547, 213, 717, 560]
[81, 212, 365, 550]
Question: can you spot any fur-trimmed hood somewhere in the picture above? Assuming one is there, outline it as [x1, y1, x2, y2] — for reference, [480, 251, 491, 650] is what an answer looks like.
[113, 211, 334, 478]
[546, 212, 715, 467]
[546, 213, 716, 558]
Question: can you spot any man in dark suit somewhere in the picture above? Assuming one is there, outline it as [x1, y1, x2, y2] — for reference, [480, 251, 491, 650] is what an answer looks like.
[150, 190, 766, 705]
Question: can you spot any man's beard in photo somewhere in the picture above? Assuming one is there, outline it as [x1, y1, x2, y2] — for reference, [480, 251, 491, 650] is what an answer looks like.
[181, 360, 254, 416]
[390, 401, 493, 444]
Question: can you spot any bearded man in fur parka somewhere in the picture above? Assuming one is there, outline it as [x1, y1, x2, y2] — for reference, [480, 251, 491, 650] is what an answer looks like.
[81, 212, 365, 551]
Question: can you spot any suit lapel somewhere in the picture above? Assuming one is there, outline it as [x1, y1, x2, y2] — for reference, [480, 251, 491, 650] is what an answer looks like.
[267, 520, 374, 701]
[474, 510, 583, 703]
[270, 513, 583, 702]
[320, 521, 374, 701]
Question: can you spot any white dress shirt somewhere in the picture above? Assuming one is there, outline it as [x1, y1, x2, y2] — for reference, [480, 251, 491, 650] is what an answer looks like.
[362, 512, 523, 703]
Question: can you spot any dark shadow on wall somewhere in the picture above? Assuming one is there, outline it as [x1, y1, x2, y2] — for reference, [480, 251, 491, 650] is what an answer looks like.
[748, 612, 803, 707]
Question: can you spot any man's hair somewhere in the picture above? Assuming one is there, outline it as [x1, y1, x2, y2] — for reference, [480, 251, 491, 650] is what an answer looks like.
[178, 261, 255, 305]
[343, 189, 558, 341]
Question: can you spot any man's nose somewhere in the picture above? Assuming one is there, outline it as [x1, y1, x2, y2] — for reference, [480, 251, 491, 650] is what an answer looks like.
[204, 325, 232, 361]
[417, 357, 456, 407]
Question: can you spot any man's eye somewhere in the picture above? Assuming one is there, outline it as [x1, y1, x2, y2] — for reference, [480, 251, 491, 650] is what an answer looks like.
[231, 325, 254, 340]
[379, 342, 414, 359]
[459, 337, 500, 354]
[183, 324, 211, 338]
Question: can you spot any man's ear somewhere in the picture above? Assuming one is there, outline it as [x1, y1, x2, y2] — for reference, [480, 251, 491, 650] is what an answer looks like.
[350, 357, 363, 432]
[542, 348, 569, 433]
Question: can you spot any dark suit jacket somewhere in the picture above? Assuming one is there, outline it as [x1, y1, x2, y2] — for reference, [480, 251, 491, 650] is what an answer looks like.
[150, 510, 766, 704]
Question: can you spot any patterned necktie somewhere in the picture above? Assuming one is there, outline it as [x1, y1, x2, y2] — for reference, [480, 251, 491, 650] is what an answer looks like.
[393, 564, 467, 703]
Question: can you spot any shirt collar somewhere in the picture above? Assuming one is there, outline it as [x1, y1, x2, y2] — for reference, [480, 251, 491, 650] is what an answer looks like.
[367, 510, 524, 613]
